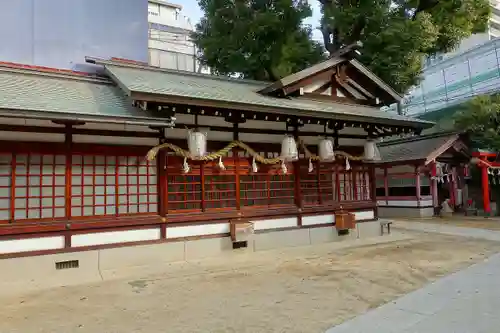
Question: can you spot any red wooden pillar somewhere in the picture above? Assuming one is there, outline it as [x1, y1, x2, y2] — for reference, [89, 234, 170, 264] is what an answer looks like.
[383, 166, 389, 204]
[430, 161, 439, 215]
[481, 158, 491, 215]
[415, 165, 421, 207]
[449, 166, 456, 208]
[369, 165, 378, 218]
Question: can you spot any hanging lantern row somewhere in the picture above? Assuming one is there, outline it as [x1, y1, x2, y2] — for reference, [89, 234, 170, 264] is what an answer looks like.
[153, 129, 380, 174]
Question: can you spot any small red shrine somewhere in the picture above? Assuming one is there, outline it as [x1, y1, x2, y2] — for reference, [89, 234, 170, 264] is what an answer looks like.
[470, 150, 500, 215]
[375, 131, 471, 217]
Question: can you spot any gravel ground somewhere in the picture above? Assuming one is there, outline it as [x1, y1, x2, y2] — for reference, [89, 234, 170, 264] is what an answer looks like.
[1, 232, 499, 333]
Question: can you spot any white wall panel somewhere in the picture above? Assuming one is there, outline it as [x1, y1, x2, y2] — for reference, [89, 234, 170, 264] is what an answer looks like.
[302, 214, 335, 226]
[252, 217, 298, 230]
[0, 236, 64, 254]
[354, 210, 375, 221]
[166, 223, 230, 239]
[72, 229, 161, 247]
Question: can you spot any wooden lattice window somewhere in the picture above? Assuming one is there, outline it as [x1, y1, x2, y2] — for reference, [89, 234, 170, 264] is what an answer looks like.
[166, 155, 202, 212]
[13, 154, 66, 220]
[0, 153, 11, 222]
[318, 163, 335, 204]
[299, 162, 337, 205]
[239, 161, 294, 207]
[300, 162, 320, 205]
[354, 167, 370, 201]
[71, 154, 157, 217]
[338, 168, 354, 201]
[204, 159, 237, 210]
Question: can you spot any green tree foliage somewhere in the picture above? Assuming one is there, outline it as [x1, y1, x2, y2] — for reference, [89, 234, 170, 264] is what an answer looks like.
[193, 0, 490, 91]
[454, 94, 500, 151]
[192, 0, 325, 81]
[454, 94, 500, 216]
[320, 0, 491, 92]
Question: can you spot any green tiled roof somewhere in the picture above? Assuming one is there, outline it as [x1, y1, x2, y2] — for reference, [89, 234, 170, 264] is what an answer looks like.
[102, 63, 432, 128]
[0, 67, 172, 126]
[378, 133, 458, 163]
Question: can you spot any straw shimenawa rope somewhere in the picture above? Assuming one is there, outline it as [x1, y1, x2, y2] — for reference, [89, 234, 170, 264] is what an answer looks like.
[146, 140, 364, 163]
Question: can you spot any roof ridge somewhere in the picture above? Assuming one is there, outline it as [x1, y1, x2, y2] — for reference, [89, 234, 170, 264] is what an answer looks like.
[378, 130, 459, 146]
[0, 63, 112, 84]
[86, 56, 269, 86]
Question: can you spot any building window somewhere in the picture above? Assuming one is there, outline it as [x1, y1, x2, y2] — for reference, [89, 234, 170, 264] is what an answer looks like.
[0, 151, 157, 223]
[70, 154, 157, 217]
[13, 154, 66, 220]
[166, 156, 202, 212]
[240, 165, 295, 207]
[0, 153, 11, 222]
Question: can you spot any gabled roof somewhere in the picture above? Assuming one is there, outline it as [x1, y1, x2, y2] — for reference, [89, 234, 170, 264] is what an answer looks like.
[0, 63, 173, 127]
[378, 132, 468, 164]
[86, 57, 432, 129]
[258, 43, 401, 104]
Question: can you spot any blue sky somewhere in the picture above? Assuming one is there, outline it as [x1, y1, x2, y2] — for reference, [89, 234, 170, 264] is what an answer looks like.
[180, 0, 323, 42]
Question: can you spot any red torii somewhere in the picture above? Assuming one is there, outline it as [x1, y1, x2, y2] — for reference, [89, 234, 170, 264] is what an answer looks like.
[471, 151, 500, 215]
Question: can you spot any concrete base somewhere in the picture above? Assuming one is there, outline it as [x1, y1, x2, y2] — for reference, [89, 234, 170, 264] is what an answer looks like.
[378, 206, 434, 218]
[0, 222, 383, 297]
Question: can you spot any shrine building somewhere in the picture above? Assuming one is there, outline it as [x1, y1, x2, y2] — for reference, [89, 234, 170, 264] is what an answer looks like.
[375, 131, 471, 217]
[0, 44, 432, 266]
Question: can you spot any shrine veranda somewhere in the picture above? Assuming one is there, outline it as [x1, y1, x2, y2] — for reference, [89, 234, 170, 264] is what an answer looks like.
[0, 49, 432, 260]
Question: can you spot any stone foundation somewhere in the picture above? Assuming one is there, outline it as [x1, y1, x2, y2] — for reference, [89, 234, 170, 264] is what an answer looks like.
[0, 221, 383, 296]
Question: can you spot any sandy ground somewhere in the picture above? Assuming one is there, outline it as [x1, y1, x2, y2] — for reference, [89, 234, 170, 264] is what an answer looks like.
[1, 232, 500, 333]
[411, 216, 500, 231]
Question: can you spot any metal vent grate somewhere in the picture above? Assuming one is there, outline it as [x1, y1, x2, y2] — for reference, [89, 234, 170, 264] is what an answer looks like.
[232, 241, 248, 249]
[55, 260, 79, 270]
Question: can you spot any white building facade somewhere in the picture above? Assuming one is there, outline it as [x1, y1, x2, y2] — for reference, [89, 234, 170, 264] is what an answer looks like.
[147, 0, 199, 72]
[403, 1, 500, 117]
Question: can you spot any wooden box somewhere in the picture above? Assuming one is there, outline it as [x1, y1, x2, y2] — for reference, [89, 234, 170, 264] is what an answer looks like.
[230, 220, 254, 242]
[335, 211, 355, 230]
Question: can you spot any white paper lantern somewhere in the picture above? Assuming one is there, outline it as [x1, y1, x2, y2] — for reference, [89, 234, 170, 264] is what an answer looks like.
[318, 138, 335, 162]
[280, 135, 298, 162]
[187, 129, 207, 158]
[363, 140, 381, 161]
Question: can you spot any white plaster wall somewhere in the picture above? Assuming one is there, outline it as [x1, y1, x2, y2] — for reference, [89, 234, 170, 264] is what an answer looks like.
[72, 135, 158, 146]
[171, 114, 366, 146]
[354, 210, 375, 221]
[378, 199, 433, 207]
[301, 214, 335, 226]
[0, 236, 65, 254]
[166, 223, 230, 239]
[0, 131, 64, 143]
[252, 217, 298, 230]
[72, 229, 161, 247]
